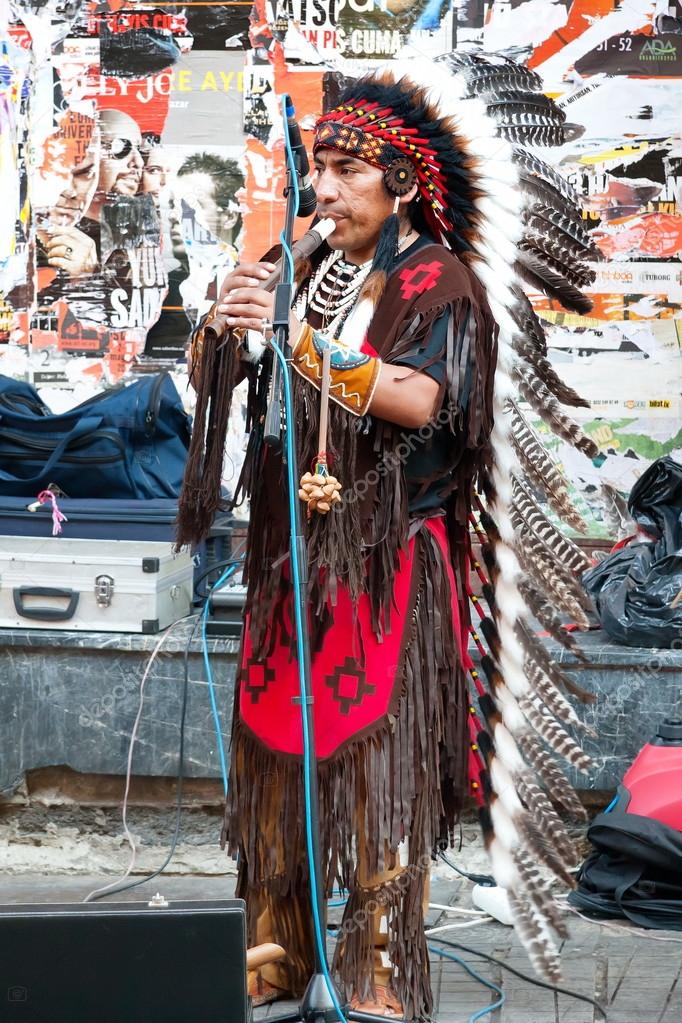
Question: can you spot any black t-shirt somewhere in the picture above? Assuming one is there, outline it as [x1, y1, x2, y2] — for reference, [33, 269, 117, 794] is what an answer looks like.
[389, 236, 472, 516]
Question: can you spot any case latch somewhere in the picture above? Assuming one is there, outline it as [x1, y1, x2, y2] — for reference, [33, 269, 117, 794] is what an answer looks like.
[94, 574, 115, 607]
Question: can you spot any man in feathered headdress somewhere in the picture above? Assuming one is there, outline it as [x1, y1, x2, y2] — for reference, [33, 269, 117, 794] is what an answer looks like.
[203, 64, 498, 1020]
[183, 54, 596, 1021]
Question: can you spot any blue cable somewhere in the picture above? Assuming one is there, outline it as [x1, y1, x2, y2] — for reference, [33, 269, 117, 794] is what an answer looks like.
[201, 563, 240, 796]
[429, 945, 505, 1023]
[273, 95, 347, 1022]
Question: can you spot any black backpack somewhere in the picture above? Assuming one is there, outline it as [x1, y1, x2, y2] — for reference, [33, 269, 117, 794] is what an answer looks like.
[569, 800, 682, 929]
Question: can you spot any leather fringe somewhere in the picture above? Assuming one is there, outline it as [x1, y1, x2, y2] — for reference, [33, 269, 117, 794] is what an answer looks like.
[222, 526, 468, 1015]
[176, 334, 242, 548]
[333, 850, 433, 1020]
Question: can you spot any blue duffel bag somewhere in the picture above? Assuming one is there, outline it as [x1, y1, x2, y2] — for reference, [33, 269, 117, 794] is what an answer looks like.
[0, 373, 191, 499]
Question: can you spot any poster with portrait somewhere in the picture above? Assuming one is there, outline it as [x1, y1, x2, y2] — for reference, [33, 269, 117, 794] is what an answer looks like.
[1, 1, 247, 391]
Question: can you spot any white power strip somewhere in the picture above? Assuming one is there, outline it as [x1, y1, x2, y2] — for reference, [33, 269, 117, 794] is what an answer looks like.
[471, 884, 514, 926]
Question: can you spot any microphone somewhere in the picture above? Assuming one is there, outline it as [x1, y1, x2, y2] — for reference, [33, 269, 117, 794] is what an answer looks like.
[284, 95, 317, 219]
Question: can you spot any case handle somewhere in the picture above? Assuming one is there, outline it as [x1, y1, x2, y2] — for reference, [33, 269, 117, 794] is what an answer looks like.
[13, 586, 80, 621]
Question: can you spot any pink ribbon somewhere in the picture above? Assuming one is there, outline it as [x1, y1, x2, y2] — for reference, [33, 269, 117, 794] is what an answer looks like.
[34, 489, 68, 536]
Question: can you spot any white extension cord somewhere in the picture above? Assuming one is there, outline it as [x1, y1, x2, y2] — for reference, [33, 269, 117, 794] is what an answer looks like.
[471, 884, 514, 926]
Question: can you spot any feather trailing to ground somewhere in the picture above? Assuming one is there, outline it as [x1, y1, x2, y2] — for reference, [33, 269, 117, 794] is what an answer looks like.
[481, 801, 565, 969]
[478, 733, 578, 883]
[509, 401, 589, 531]
[513, 361, 600, 457]
[507, 890, 563, 983]
[517, 577, 589, 661]
[513, 337, 591, 409]
[511, 474, 591, 573]
[512, 847, 570, 939]
[425, 50, 597, 983]
[515, 532, 591, 630]
[475, 662, 587, 881]
[515, 729, 588, 821]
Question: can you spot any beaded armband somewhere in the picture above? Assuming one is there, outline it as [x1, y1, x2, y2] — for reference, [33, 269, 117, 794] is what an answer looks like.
[291, 323, 381, 417]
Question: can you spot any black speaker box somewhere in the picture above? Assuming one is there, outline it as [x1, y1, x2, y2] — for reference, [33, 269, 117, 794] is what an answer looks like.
[0, 898, 249, 1022]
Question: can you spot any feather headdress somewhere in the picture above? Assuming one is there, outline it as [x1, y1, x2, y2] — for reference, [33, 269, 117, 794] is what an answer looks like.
[314, 53, 599, 981]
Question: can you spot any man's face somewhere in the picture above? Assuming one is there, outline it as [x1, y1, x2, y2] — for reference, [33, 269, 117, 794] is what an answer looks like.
[313, 149, 395, 265]
[177, 171, 219, 233]
[52, 144, 98, 227]
[98, 113, 144, 197]
[177, 170, 238, 244]
[142, 149, 172, 200]
[167, 198, 188, 263]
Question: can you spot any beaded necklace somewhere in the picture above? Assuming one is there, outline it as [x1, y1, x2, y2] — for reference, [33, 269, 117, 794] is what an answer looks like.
[294, 227, 419, 341]
[295, 250, 372, 339]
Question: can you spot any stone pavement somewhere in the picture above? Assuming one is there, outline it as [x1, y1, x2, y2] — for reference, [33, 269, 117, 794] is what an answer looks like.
[1, 872, 679, 1022]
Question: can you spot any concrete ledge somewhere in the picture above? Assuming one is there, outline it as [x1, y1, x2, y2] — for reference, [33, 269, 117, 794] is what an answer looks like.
[0, 623, 238, 795]
[1, 625, 680, 796]
[543, 630, 682, 791]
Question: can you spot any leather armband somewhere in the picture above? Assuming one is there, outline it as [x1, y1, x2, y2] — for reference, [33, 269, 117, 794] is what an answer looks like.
[291, 323, 381, 417]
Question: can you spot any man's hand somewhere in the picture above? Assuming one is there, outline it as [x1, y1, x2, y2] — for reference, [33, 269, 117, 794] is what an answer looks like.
[37, 226, 98, 277]
[216, 261, 303, 342]
[217, 261, 277, 333]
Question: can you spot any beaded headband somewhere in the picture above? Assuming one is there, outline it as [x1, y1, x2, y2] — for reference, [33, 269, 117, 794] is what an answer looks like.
[314, 99, 451, 235]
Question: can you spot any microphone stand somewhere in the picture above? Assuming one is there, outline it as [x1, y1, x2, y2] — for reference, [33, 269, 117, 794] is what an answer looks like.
[264, 112, 409, 1023]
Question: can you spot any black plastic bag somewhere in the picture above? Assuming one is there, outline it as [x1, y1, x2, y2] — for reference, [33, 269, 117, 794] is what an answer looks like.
[582, 456, 682, 648]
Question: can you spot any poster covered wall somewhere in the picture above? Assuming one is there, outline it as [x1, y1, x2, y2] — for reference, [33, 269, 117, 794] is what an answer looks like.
[1, 0, 248, 394]
[0, 0, 680, 533]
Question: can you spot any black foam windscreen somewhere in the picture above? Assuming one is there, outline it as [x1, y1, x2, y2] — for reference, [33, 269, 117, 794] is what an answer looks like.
[0, 898, 248, 1023]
